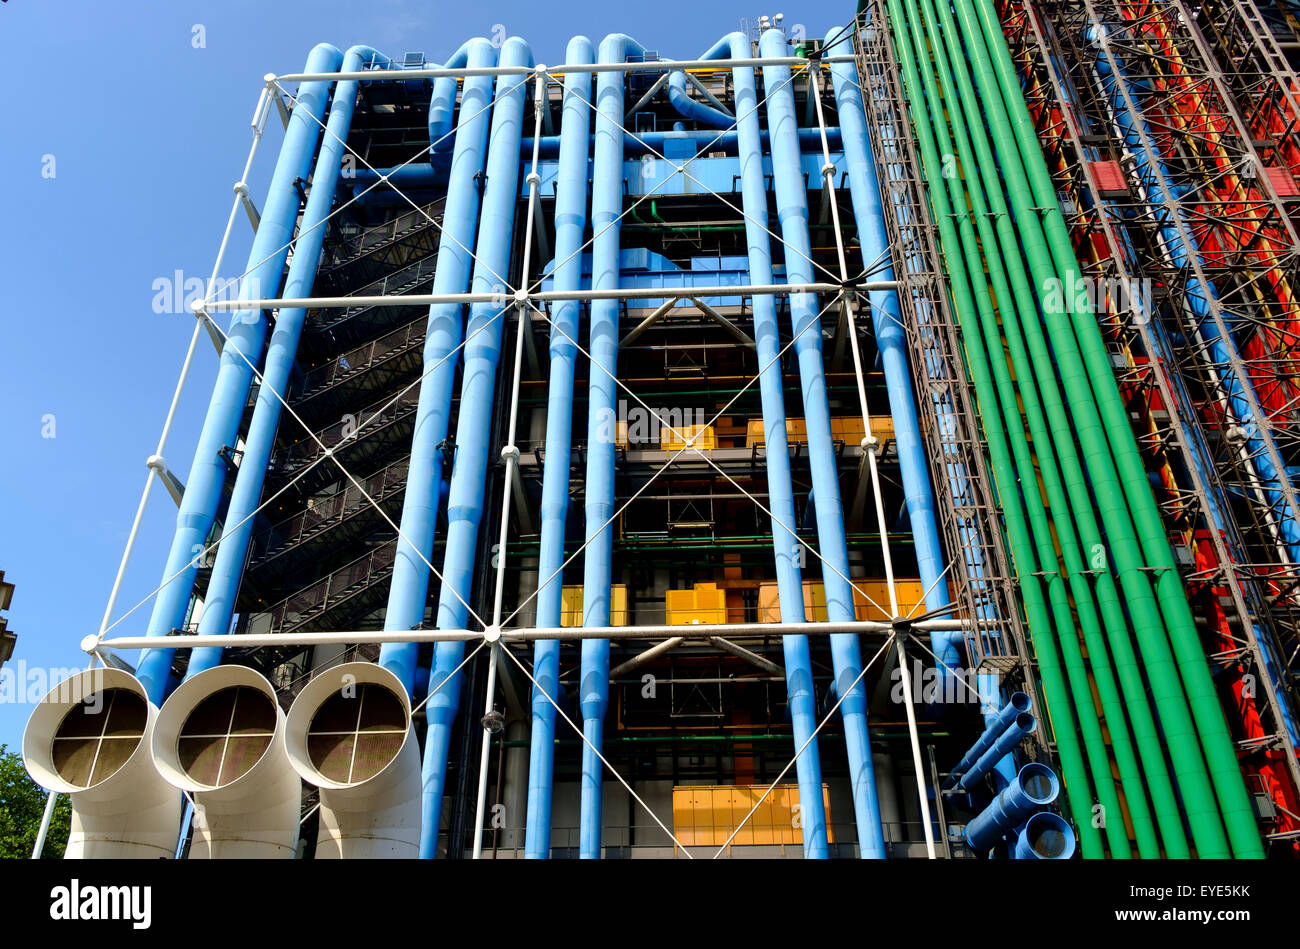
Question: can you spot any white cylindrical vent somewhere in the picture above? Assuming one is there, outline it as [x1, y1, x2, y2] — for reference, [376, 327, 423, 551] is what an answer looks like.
[152, 665, 301, 858]
[285, 662, 420, 858]
[23, 668, 181, 858]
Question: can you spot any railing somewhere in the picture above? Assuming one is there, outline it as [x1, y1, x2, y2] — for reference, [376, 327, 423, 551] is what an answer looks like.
[250, 457, 411, 564]
[311, 256, 439, 335]
[321, 200, 444, 272]
[298, 316, 427, 400]
[245, 542, 398, 637]
[277, 382, 422, 472]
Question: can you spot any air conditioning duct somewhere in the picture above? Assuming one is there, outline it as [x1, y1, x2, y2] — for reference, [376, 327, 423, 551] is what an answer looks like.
[285, 662, 420, 858]
[151, 665, 300, 858]
[23, 668, 181, 858]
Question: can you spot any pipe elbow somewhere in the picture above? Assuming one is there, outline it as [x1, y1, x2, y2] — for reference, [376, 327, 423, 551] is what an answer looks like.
[305, 43, 344, 69]
[566, 35, 595, 63]
[598, 33, 646, 63]
[343, 45, 391, 70]
[666, 71, 733, 129]
[498, 36, 533, 67]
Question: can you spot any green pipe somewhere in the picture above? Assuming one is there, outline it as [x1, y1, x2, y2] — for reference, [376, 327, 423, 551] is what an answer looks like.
[951, 0, 1256, 858]
[909, 0, 1143, 858]
[918, 0, 1179, 858]
[900, 1, 1128, 858]
[941, 0, 1224, 856]
[964, 0, 1261, 858]
[883, 0, 1104, 859]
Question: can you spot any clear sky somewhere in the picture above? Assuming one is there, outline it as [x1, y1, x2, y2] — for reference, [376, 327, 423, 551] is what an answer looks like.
[0, 0, 852, 752]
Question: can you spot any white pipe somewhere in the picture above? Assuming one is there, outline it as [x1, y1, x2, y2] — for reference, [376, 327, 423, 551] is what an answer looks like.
[284, 662, 420, 858]
[97, 617, 987, 651]
[23, 669, 181, 858]
[151, 665, 300, 858]
[275, 55, 857, 83]
[198, 281, 890, 311]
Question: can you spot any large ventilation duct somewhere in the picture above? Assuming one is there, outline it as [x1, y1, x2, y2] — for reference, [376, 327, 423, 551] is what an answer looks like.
[1014, 812, 1077, 860]
[135, 43, 344, 703]
[151, 665, 300, 858]
[964, 762, 1059, 852]
[525, 34, 595, 860]
[578, 31, 646, 860]
[23, 668, 181, 858]
[285, 662, 420, 858]
[665, 30, 829, 858]
[945, 692, 1031, 787]
[759, 26, 886, 858]
[956, 713, 1036, 792]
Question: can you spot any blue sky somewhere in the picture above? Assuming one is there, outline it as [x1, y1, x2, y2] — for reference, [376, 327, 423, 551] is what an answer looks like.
[0, 0, 851, 752]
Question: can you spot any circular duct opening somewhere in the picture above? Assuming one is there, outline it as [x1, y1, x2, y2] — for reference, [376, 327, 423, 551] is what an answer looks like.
[1024, 814, 1071, 859]
[177, 685, 277, 787]
[51, 688, 147, 788]
[1019, 764, 1056, 804]
[306, 682, 406, 784]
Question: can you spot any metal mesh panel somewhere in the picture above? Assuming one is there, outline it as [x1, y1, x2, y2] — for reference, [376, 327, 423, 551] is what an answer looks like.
[306, 683, 405, 783]
[176, 686, 276, 786]
[50, 688, 146, 788]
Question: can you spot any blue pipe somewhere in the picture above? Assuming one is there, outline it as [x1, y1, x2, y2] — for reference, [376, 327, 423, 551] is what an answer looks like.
[428, 41, 481, 151]
[840, 10, 1015, 782]
[525, 35, 595, 860]
[578, 32, 645, 860]
[1014, 811, 1077, 859]
[958, 712, 1036, 792]
[186, 46, 394, 677]
[964, 762, 1058, 851]
[419, 36, 533, 860]
[759, 27, 886, 858]
[1092, 31, 1300, 569]
[378, 38, 498, 694]
[946, 692, 1031, 785]
[825, 29, 961, 675]
[135, 43, 343, 703]
[668, 31, 830, 858]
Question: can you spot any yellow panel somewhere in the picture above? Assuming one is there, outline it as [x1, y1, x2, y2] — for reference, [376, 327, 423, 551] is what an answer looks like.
[747, 416, 893, 448]
[665, 581, 727, 625]
[561, 584, 628, 627]
[661, 423, 717, 451]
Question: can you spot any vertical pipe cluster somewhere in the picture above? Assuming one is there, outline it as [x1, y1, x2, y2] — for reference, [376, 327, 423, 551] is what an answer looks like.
[576, 33, 645, 860]
[524, 36, 595, 860]
[759, 27, 887, 859]
[667, 31, 830, 858]
[885, 0, 1264, 857]
[136, 43, 344, 703]
[378, 39, 498, 692]
[419, 37, 533, 859]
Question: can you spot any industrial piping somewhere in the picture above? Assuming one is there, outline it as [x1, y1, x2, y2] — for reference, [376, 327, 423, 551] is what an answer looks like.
[524, 35, 595, 860]
[759, 26, 887, 858]
[378, 38, 498, 693]
[577, 32, 645, 860]
[965, 761, 1059, 852]
[419, 36, 534, 859]
[135, 43, 343, 704]
[666, 30, 830, 858]
[188, 46, 394, 677]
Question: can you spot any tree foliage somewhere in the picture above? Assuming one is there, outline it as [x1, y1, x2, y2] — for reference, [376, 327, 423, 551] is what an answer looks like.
[0, 743, 69, 858]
